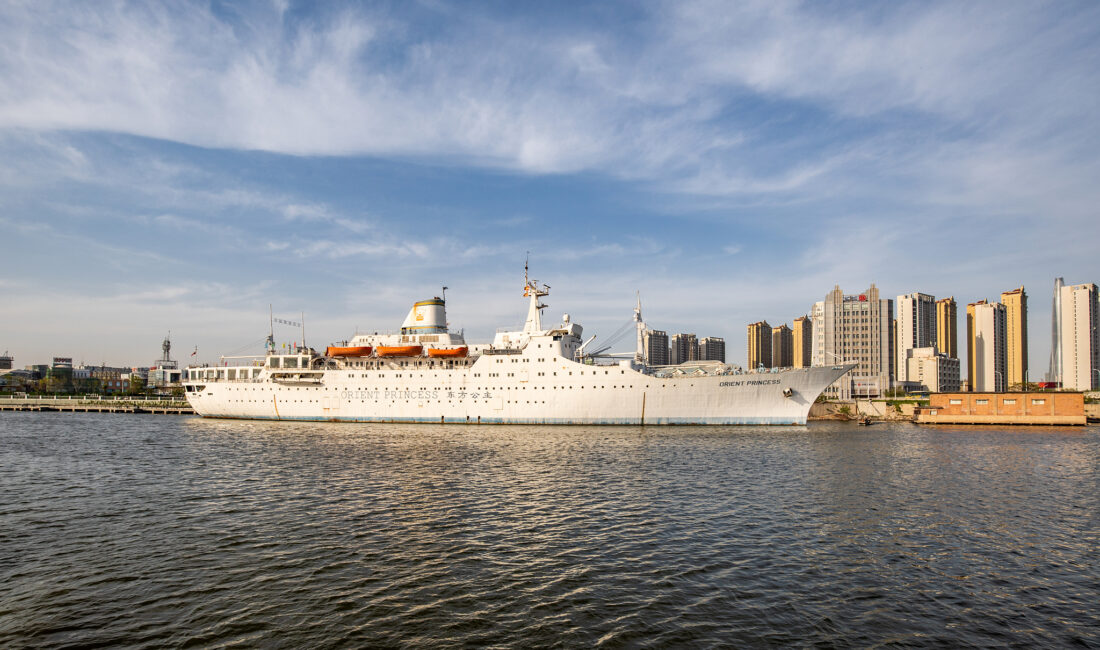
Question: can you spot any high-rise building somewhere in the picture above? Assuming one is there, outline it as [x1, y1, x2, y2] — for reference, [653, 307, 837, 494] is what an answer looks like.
[747, 321, 772, 369]
[791, 316, 812, 368]
[906, 347, 961, 393]
[936, 297, 958, 359]
[813, 284, 894, 398]
[771, 324, 793, 368]
[967, 300, 1006, 392]
[699, 337, 726, 362]
[1047, 277, 1064, 384]
[670, 333, 698, 365]
[896, 292, 937, 384]
[644, 329, 669, 365]
[1058, 282, 1099, 390]
[810, 302, 825, 367]
[1000, 287, 1028, 388]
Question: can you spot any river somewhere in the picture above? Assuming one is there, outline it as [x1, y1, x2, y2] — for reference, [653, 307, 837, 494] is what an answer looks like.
[2, 413, 1097, 647]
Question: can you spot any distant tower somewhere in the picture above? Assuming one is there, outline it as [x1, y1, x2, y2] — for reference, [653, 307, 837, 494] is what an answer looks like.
[1047, 277, 1064, 384]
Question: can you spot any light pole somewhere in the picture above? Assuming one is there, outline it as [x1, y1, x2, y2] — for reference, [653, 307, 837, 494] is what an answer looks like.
[994, 370, 1004, 393]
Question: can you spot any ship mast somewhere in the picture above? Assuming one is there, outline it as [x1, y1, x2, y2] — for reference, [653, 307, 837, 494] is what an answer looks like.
[522, 256, 550, 333]
[634, 292, 646, 364]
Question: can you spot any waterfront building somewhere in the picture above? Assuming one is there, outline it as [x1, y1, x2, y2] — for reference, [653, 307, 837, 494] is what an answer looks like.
[915, 392, 1085, 426]
[967, 300, 1006, 392]
[792, 316, 812, 368]
[0, 352, 11, 371]
[747, 321, 772, 369]
[1058, 282, 1099, 390]
[644, 329, 669, 365]
[896, 293, 937, 384]
[936, 297, 958, 359]
[814, 284, 893, 399]
[699, 337, 725, 363]
[906, 347, 961, 393]
[670, 333, 698, 365]
[1000, 287, 1028, 388]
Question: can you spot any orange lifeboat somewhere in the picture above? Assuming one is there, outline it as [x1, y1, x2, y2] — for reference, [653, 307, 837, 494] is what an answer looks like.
[326, 346, 372, 357]
[427, 346, 468, 358]
[376, 345, 423, 357]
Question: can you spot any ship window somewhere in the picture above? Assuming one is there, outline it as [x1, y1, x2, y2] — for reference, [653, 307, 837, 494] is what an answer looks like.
[228, 369, 236, 380]
[285, 357, 299, 368]
[270, 357, 281, 368]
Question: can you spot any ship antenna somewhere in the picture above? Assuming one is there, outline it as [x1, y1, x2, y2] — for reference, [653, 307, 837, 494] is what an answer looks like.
[442, 286, 448, 303]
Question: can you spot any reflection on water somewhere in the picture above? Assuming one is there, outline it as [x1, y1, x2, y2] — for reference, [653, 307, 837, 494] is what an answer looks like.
[1, 414, 1097, 646]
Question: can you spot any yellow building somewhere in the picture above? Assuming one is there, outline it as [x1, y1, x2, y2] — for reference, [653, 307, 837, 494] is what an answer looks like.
[746, 321, 771, 369]
[791, 316, 812, 368]
[771, 324, 793, 368]
[936, 296, 957, 358]
[1000, 286, 1028, 388]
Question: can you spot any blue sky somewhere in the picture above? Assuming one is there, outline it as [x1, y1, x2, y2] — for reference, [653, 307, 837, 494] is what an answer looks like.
[1, 0, 1098, 370]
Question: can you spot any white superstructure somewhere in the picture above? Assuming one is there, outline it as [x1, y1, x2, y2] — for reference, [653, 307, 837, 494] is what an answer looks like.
[183, 275, 853, 425]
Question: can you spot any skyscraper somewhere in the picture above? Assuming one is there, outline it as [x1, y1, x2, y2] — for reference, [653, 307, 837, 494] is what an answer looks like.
[967, 300, 1006, 392]
[747, 321, 772, 369]
[1047, 277, 1064, 384]
[699, 337, 726, 362]
[791, 316, 812, 368]
[1000, 287, 1028, 388]
[936, 297, 958, 358]
[896, 292, 937, 384]
[644, 329, 669, 366]
[814, 284, 893, 398]
[1058, 282, 1099, 390]
[771, 324, 793, 368]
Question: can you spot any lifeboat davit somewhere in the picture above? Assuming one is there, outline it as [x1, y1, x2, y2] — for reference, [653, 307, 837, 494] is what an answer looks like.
[376, 345, 423, 357]
[325, 346, 372, 357]
[427, 346, 468, 358]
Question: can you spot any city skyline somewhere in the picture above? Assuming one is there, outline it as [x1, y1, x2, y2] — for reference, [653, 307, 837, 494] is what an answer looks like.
[2, 2, 1099, 367]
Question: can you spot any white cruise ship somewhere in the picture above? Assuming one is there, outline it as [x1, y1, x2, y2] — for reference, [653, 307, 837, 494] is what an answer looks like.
[183, 275, 852, 425]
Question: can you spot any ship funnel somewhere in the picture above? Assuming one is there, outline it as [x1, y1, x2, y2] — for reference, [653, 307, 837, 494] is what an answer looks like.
[401, 298, 448, 335]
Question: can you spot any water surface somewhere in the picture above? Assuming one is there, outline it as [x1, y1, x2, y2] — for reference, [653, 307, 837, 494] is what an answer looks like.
[2, 413, 1097, 647]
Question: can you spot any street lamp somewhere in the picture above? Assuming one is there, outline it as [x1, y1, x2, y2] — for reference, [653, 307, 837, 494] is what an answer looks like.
[994, 370, 1004, 393]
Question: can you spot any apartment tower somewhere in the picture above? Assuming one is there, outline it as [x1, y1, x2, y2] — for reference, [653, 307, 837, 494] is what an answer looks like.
[771, 324, 793, 368]
[936, 297, 958, 359]
[896, 292, 937, 384]
[747, 321, 772, 369]
[698, 337, 726, 363]
[791, 316, 812, 368]
[1000, 287, 1028, 388]
[644, 329, 669, 366]
[670, 333, 699, 365]
[967, 300, 1007, 392]
[1058, 282, 1099, 390]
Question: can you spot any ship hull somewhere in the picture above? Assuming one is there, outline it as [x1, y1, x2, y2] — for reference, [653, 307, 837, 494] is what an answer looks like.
[185, 362, 850, 426]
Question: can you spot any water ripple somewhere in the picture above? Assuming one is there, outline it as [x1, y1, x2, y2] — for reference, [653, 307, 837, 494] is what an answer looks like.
[1, 414, 1098, 647]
